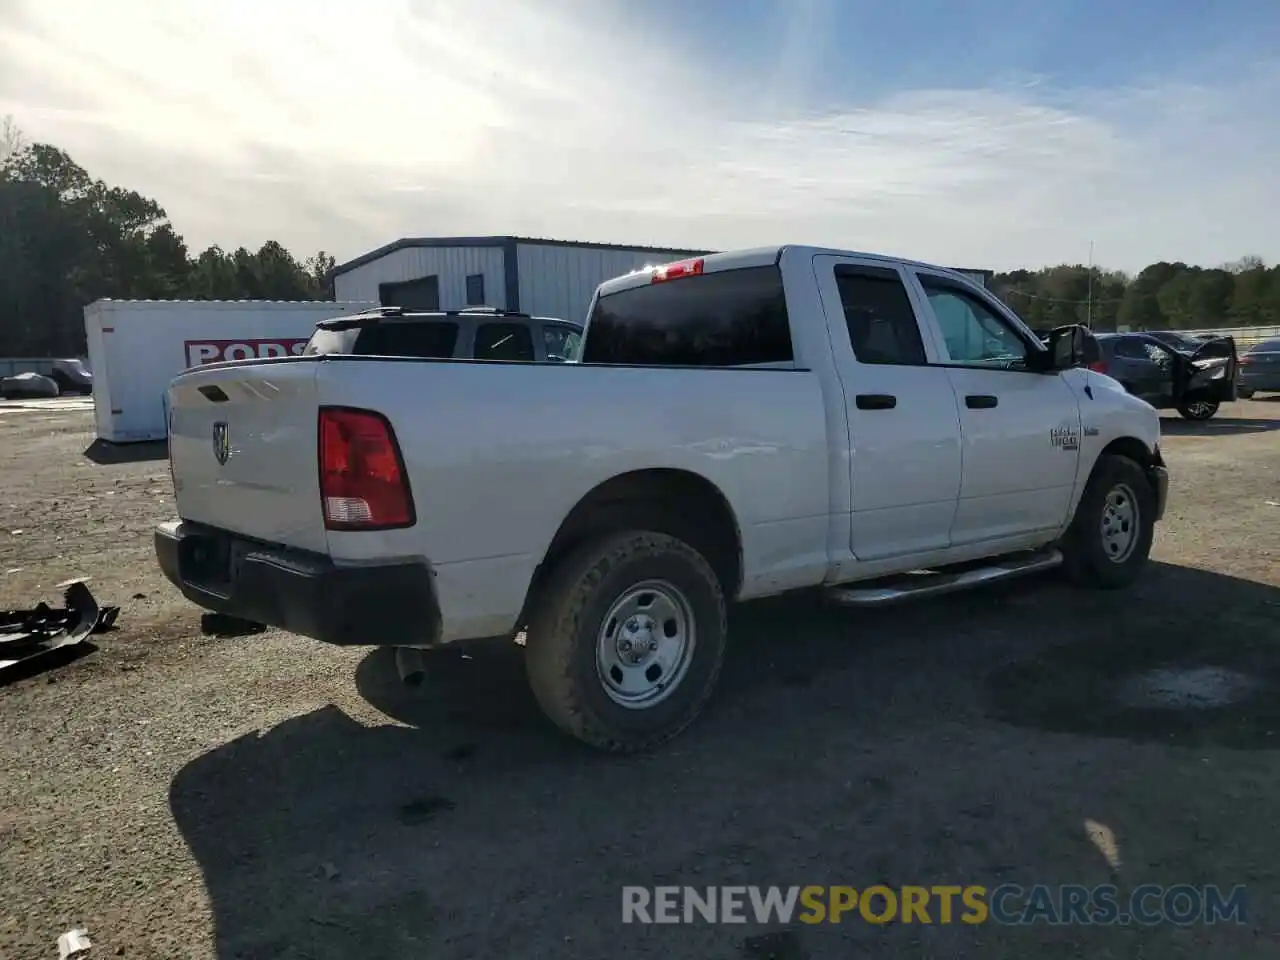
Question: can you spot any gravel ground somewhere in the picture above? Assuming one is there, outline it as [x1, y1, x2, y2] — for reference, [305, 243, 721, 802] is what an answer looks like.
[2, 398, 1279, 959]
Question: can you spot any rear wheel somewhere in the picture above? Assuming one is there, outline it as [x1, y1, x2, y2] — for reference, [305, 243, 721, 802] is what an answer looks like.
[1238, 387, 1255, 400]
[1060, 454, 1156, 589]
[1177, 399, 1219, 420]
[524, 531, 727, 752]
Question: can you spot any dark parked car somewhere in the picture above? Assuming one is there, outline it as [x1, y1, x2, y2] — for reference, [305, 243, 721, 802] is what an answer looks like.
[1094, 332, 1238, 420]
[1238, 337, 1280, 399]
[0, 372, 60, 399]
[303, 306, 584, 362]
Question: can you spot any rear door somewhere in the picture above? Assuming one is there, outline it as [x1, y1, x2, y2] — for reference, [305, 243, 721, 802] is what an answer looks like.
[1118, 337, 1174, 404]
[812, 256, 963, 561]
[906, 269, 1082, 544]
[168, 360, 329, 552]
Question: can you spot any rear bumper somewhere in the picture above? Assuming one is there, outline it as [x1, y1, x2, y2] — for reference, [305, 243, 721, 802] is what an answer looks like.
[154, 520, 441, 647]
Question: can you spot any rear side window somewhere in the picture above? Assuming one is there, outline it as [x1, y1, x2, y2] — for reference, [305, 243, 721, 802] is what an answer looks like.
[304, 327, 351, 356]
[836, 266, 926, 365]
[354, 321, 459, 358]
[475, 322, 535, 361]
[582, 266, 793, 367]
[1112, 338, 1148, 360]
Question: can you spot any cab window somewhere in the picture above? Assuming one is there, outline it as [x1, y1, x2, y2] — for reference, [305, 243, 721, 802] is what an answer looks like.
[919, 278, 1028, 368]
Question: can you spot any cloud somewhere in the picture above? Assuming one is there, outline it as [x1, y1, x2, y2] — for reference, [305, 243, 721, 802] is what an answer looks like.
[1, 0, 1277, 272]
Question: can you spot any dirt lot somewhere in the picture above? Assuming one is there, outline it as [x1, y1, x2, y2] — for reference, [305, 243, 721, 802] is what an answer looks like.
[2, 398, 1279, 959]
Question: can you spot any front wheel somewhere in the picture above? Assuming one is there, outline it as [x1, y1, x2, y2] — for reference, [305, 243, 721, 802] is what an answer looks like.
[524, 531, 727, 752]
[1177, 399, 1219, 420]
[1060, 454, 1156, 589]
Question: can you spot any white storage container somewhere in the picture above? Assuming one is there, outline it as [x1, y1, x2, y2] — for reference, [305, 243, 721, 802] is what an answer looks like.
[83, 299, 375, 443]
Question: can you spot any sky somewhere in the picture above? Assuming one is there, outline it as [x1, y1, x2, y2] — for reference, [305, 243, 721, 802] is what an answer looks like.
[1, 0, 1278, 273]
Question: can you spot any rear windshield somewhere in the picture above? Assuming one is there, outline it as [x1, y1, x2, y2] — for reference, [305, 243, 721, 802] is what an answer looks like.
[353, 321, 459, 358]
[582, 265, 794, 367]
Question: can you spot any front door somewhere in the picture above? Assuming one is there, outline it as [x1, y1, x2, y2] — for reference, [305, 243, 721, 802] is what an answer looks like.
[906, 269, 1082, 545]
[812, 256, 963, 561]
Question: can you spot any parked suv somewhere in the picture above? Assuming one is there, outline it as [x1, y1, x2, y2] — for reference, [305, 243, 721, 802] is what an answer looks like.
[303, 306, 583, 363]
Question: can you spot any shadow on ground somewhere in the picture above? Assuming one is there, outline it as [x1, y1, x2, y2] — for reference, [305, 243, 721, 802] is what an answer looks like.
[990, 564, 1280, 748]
[82, 438, 168, 464]
[1159, 417, 1280, 437]
[169, 562, 1280, 959]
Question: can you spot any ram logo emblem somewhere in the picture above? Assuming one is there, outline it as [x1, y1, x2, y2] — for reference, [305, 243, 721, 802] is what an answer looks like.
[1050, 425, 1080, 451]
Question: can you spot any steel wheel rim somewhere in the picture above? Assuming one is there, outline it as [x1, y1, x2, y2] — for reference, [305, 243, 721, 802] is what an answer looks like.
[595, 579, 696, 709]
[1101, 483, 1140, 563]
[1187, 401, 1215, 418]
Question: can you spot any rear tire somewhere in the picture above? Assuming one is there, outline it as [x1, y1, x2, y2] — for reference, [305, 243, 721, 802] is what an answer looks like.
[1238, 387, 1255, 400]
[1060, 454, 1155, 589]
[1177, 400, 1219, 420]
[524, 532, 727, 753]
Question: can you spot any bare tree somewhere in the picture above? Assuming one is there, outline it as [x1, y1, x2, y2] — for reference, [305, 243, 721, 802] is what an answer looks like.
[1, 114, 25, 165]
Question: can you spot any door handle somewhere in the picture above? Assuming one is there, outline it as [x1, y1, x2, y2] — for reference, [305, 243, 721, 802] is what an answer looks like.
[855, 394, 897, 410]
[965, 394, 998, 409]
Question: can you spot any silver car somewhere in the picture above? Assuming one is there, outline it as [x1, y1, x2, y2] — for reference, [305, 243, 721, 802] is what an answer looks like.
[1238, 337, 1280, 399]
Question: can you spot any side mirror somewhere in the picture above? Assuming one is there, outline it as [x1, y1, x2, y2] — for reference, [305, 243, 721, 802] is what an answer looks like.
[1038, 324, 1097, 372]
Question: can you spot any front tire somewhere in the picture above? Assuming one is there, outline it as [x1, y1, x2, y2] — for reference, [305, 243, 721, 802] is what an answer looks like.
[524, 532, 727, 752]
[1060, 454, 1156, 589]
[1177, 399, 1219, 420]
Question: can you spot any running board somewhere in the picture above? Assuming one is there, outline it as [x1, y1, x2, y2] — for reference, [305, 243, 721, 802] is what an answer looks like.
[824, 548, 1063, 607]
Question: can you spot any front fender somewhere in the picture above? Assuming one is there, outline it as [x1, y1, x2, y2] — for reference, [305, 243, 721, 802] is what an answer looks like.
[1060, 369, 1162, 527]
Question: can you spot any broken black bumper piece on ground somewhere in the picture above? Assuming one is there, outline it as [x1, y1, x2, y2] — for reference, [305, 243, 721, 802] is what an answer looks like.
[0, 581, 118, 679]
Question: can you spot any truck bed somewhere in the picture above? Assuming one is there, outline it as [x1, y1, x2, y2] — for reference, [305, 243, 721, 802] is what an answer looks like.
[165, 355, 834, 638]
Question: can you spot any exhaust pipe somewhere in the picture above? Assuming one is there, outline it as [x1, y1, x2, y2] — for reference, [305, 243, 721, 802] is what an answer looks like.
[394, 646, 426, 687]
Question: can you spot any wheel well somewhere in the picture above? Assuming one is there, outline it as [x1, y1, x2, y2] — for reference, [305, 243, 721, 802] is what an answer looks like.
[527, 469, 743, 608]
[1100, 436, 1158, 470]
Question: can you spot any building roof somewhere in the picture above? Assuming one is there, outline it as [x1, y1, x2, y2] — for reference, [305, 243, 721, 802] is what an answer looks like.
[332, 235, 713, 277]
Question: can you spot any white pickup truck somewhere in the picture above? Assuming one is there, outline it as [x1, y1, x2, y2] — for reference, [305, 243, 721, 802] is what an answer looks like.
[156, 245, 1168, 752]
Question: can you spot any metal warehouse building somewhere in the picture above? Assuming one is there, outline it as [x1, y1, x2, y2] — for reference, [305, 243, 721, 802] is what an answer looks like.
[331, 235, 994, 325]
[332, 236, 708, 325]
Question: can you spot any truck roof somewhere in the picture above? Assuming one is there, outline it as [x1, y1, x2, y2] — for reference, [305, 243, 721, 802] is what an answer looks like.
[595, 245, 986, 297]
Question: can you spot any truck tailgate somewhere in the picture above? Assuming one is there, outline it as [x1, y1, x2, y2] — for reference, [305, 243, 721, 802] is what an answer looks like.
[167, 360, 328, 553]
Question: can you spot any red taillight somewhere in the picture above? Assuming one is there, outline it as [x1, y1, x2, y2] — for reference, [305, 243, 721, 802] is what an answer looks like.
[1088, 360, 1109, 374]
[318, 407, 414, 530]
[1238, 355, 1252, 365]
[651, 258, 705, 283]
